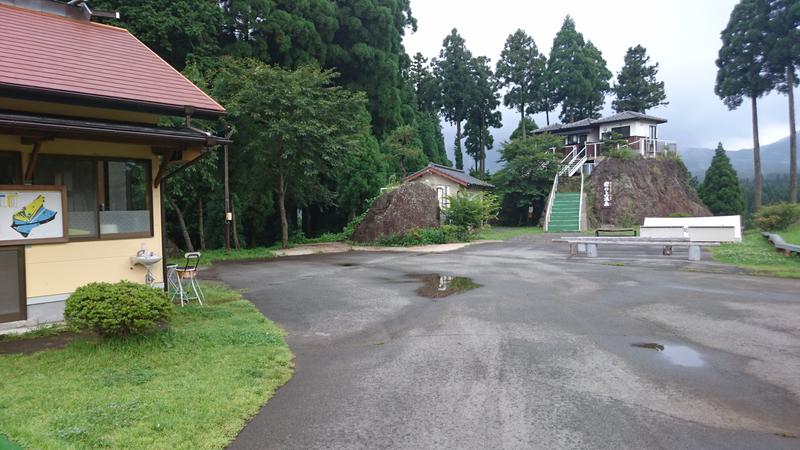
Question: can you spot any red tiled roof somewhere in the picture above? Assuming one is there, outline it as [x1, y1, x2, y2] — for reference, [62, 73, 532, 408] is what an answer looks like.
[0, 4, 225, 116]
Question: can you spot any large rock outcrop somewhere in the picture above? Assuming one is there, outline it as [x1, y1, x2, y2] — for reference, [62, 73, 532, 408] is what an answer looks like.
[590, 158, 711, 227]
[352, 182, 440, 243]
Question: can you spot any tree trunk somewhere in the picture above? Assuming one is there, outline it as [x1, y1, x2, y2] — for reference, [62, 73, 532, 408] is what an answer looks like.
[278, 164, 289, 249]
[788, 68, 797, 203]
[751, 96, 763, 210]
[232, 203, 240, 250]
[520, 104, 526, 139]
[545, 109, 550, 126]
[224, 144, 231, 254]
[169, 197, 194, 252]
[455, 119, 462, 170]
[478, 120, 485, 174]
[198, 197, 206, 251]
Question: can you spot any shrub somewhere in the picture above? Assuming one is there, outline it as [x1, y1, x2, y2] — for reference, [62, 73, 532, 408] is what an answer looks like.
[65, 281, 172, 337]
[605, 147, 637, 161]
[754, 203, 800, 231]
[342, 210, 368, 239]
[445, 192, 499, 229]
[669, 212, 691, 218]
[374, 225, 471, 247]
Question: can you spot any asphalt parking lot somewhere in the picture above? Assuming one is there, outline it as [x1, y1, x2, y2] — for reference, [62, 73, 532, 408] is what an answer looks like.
[212, 235, 800, 449]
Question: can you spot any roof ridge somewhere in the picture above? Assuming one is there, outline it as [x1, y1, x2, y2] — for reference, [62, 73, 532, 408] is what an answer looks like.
[124, 27, 226, 112]
[0, 3, 127, 31]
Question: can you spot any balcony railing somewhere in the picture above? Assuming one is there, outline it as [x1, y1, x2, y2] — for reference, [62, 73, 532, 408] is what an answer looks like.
[550, 136, 678, 160]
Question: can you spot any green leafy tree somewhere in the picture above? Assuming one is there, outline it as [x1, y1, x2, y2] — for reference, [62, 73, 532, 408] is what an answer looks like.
[464, 56, 502, 174]
[716, 0, 775, 210]
[228, 63, 369, 248]
[510, 117, 538, 141]
[93, 0, 224, 70]
[548, 16, 612, 122]
[165, 153, 219, 252]
[700, 143, 745, 215]
[493, 134, 562, 225]
[336, 131, 387, 221]
[495, 29, 547, 138]
[381, 125, 428, 178]
[435, 29, 474, 170]
[220, 0, 416, 138]
[612, 45, 668, 113]
[765, 0, 800, 202]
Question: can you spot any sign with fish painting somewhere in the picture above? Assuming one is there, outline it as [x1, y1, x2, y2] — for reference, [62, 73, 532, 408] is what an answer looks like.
[0, 185, 68, 246]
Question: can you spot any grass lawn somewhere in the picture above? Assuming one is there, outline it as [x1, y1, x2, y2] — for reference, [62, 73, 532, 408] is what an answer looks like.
[475, 226, 543, 241]
[776, 224, 800, 244]
[0, 283, 293, 449]
[712, 225, 800, 278]
[168, 247, 279, 267]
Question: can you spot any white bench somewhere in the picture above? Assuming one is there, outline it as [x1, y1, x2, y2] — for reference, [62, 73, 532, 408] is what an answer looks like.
[640, 225, 737, 242]
[553, 236, 720, 261]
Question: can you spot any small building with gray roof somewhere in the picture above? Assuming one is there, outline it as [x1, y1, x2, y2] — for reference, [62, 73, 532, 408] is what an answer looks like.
[404, 163, 493, 209]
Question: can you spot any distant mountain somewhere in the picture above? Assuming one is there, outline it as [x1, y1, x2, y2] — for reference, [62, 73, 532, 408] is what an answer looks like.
[682, 134, 798, 180]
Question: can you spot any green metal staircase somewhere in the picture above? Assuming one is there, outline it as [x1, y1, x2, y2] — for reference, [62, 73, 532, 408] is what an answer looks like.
[547, 192, 581, 232]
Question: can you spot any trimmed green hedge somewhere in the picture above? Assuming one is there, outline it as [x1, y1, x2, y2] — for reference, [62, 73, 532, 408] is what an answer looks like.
[64, 281, 172, 337]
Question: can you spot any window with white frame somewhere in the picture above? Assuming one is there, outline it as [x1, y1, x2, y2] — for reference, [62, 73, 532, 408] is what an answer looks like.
[436, 185, 450, 208]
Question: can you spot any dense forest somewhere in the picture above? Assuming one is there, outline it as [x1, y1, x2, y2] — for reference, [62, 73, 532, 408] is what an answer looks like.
[91, 0, 796, 249]
[90, 1, 658, 249]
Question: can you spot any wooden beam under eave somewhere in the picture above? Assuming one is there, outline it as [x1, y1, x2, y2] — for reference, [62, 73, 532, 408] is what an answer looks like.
[23, 141, 42, 183]
[153, 149, 176, 189]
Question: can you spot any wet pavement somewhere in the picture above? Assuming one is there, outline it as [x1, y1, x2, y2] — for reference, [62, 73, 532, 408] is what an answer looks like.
[213, 234, 800, 449]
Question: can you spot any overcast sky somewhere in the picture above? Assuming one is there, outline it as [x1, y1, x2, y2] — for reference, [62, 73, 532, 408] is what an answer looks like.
[404, 0, 797, 169]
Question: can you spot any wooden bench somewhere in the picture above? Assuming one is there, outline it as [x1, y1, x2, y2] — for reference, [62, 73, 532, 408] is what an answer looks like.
[762, 232, 800, 257]
[595, 228, 637, 237]
[553, 236, 719, 261]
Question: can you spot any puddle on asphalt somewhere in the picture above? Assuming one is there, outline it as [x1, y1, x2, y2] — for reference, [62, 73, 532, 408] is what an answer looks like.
[337, 263, 359, 267]
[631, 342, 705, 367]
[410, 274, 481, 299]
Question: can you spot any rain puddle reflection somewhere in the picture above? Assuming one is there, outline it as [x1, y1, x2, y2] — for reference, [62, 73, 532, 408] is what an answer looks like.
[632, 342, 705, 367]
[410, 274, 480, 299]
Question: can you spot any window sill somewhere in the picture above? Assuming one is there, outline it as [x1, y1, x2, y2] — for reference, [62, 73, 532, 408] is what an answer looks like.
[68, 232, 154, 243]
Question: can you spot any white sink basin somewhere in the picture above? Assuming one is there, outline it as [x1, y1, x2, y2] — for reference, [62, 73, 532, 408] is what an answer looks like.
[131, 254, 162, 266]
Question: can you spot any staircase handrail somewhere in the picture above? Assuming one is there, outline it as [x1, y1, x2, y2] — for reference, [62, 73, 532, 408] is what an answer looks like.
[560, 146, 577, 165]
[564, 145, 587, 177]
[544, 173, 559, 232]
[559, 145, 586, 176]
[578, 166, 585, 232]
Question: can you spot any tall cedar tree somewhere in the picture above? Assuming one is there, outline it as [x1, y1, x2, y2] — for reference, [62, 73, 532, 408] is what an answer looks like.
[229, 64, 368, 248]
[93, 0, 224, 70]
[436, 29, 474, 170]
[765, 0, 800, 202]
[495, 30, 547, 138]
[410, 53, 441, 113]
[220, 0, 338, 67]
[548, 16, 612, 123]
[381, 125, 428, 178]
[510, 117, 539, 141]
[328, 0, 417, 137]
[700, 143, 745, 215]
[409, 53, 450, 165]
[464, 56, 502, 175]
[612, 45, 668, 113]
[716, 0, 774, 210]
[220, 0, 416, 138]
